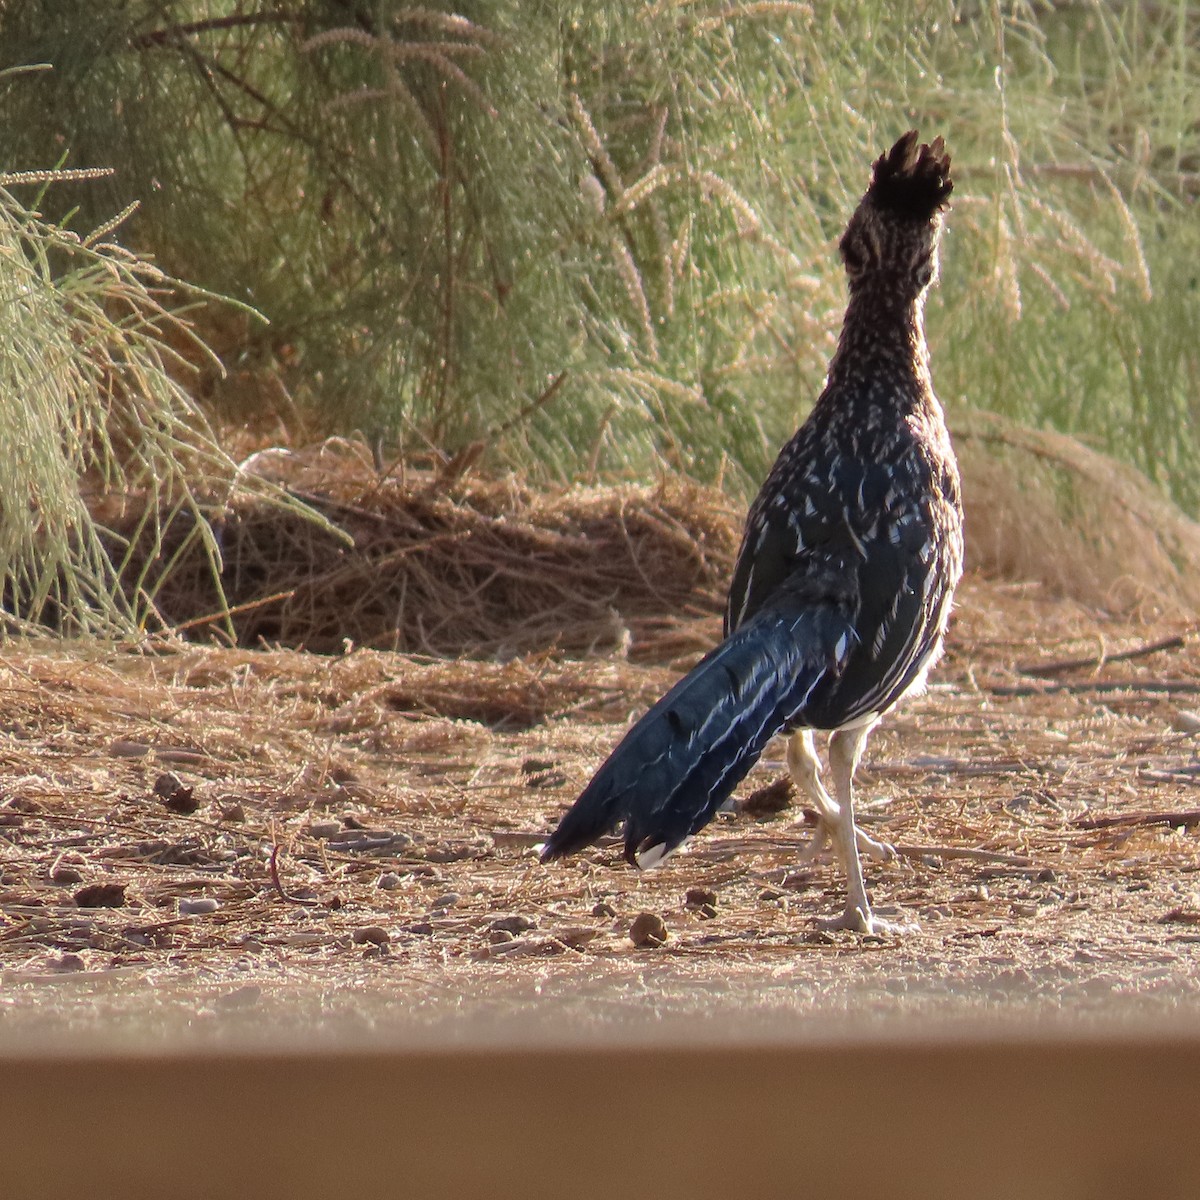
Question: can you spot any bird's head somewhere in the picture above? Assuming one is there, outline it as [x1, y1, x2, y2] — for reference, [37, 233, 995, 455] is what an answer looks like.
[839, 131, 953, 299]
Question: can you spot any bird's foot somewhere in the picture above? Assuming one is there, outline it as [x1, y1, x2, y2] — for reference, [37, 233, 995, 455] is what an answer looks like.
[815, 903, 917, 937]
[855, 827, 898, 864]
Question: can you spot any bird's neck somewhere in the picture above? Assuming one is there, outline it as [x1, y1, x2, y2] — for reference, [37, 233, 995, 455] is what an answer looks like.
[825, 285, 933, 402]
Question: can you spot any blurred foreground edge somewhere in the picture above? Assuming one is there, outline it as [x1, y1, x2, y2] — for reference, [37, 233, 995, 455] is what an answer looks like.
[3, 1034, 1198, 1199]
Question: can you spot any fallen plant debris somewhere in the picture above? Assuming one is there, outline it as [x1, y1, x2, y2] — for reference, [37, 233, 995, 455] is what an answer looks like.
[0, 574, 1197, 1033]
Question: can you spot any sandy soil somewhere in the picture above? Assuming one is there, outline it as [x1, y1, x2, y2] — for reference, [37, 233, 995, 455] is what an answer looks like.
[1, 576, 1198, 1047]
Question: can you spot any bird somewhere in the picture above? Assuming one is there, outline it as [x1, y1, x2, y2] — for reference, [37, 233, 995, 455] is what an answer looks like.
[541, 131, 963, 935]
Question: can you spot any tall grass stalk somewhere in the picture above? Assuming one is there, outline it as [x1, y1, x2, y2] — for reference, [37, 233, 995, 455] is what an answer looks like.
[0, 165, 281, 637]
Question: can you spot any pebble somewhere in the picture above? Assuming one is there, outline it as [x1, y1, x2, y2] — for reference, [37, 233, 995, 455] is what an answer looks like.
[216, 985, 262, 1009]
[153, 771, 186, 798]
[1171, 710, 1200, 734]
[629, 912, 668, 947]
[591, 901, 617, 919]
[178, 897, 220, 915]
[352, 925, 390, 946]
[74, 882, 127, 908]
[309, 821, 342, 839]
[431, 892, 460, 909]
[50, 865, 85, 885]
[489, 914, 536, 935]
[966, 883, 989, 902]
[554, 927, 599, 950]
[377, 872, 403, 890]
[684, 887, 718, 919]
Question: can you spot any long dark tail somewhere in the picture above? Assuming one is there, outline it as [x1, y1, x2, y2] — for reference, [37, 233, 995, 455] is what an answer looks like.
[541, 602, 853, 866]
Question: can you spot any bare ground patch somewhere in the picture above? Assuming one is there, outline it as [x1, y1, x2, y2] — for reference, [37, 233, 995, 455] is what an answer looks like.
[0, 576, 1198, 1042]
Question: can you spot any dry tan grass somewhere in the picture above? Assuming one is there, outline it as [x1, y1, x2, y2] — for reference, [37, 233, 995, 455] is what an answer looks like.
[110, 437, 736, 659]
[102, 424, 1200, 666]
[0, 577, 1198, 1029]
[954, 409, 1200, 616]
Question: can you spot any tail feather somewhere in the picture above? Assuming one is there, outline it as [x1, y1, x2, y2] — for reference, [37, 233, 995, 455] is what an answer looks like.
[541, 601, 853, 865]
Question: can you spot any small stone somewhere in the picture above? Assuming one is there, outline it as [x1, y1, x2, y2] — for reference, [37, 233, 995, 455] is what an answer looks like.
[377, 872, 402, 890]
[591, 901, 617, 919]
[431, 892, 460, 909]
[74, 882, 127, 908]
[153, 771, 186, 798]
[629, 912, 668, 947]
[352, 925, 390, 946]
[489, 914, 536, 935]
[178, 897, 220, 915]
[758, 888, 784, 903]
[50, 865, 85, 885]
[489, 928, 516, 945]
[221, 803, 247, 823]
[685, 887, 718, 909]
[966, 883, 989, 902]
[216, 985, 262, 1009]
[554, 927, 599, 949]
[48, 952, 88, 973]
[1037, 868, 1057, 883]
[309, 821, 342, 839]
[1171, 710, 1200, 734]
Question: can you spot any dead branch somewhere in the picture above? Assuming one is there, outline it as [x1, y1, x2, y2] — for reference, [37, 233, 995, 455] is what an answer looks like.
[1018, 634, 1187, 678]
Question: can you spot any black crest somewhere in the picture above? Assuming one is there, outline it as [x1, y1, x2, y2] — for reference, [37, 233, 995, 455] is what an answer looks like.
[866, 131, 953, 220]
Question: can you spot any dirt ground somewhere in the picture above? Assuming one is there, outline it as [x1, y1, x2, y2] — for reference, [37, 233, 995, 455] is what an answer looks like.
[1, 574, 1199, 1048]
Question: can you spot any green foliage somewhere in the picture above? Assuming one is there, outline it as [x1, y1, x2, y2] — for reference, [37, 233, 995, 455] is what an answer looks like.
[0, 157, 248, 636]
[0, 2, 1196, 510]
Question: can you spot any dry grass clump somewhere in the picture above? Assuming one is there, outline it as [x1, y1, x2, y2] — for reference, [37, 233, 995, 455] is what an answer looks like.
[955, 410, 1200, 616]
[109, 438, 737, 659]
[104, 420, 1200, 659]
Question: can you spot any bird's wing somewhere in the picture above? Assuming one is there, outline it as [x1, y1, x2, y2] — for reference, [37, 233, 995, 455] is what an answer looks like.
[726, 446, 953, 729]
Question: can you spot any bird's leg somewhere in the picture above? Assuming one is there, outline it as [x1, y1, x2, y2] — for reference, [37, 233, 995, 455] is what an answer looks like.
[786, 730, 834, 863]
[816, 725, 911, 936]
[786, 729, 895, 866]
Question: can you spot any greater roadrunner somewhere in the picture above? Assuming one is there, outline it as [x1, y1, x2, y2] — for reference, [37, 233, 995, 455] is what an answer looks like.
[542, 132, 963, 935]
